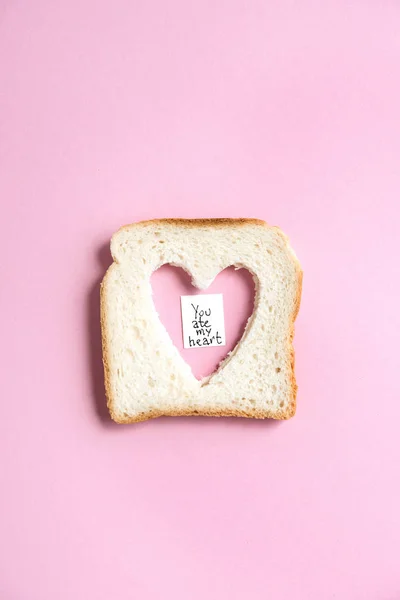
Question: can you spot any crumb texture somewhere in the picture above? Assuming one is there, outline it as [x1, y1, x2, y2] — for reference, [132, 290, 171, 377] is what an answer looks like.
[101, 218, 302, 423]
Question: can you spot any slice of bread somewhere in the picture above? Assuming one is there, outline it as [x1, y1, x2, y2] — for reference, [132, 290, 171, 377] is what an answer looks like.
[100, 218, 302, 423]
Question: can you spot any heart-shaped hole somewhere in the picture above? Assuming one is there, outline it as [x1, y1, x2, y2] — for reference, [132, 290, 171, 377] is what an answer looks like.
[151, 265, 255, 380]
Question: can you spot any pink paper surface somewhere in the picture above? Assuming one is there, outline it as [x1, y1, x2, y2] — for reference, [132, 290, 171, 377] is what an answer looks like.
[1, 1, 400, 598]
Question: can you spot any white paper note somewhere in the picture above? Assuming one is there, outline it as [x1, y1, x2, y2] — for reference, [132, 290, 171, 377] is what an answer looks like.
[180, 294, 226, 349]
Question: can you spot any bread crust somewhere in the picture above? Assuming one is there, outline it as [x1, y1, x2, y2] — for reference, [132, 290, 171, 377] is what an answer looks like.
[107, 405, 296, 424]
[100, 265, 116, 420]
[118, 217, 267, 230]
[100, 218, 302, 423]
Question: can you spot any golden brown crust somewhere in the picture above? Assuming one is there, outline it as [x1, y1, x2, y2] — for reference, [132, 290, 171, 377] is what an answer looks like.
[100, 265, 116, 419]
[116, 217, 267, 234]
[101, 218, 303, 423]
[284, 261, 303, 419]
[268, 225, 303, 419]
[109, 404, 295, 424]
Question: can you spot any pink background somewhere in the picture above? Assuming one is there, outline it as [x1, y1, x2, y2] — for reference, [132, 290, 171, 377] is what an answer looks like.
[1, 1, 400, 598]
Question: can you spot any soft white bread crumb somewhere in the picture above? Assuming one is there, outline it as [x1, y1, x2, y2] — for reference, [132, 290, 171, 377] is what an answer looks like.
[101, 218, 302, 423]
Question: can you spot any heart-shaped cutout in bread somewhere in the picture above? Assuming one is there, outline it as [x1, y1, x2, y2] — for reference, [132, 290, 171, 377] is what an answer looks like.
[151, 265, 255, 380]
